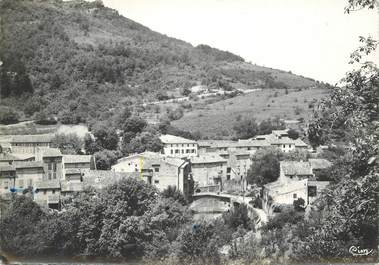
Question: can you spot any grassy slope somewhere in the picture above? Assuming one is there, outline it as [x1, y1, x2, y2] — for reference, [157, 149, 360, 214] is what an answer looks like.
[172, 87, 329, 138]
[0, 0, 327, 129]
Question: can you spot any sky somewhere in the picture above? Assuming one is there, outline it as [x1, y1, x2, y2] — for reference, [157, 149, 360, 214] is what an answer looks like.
[99, 0, 378, 84]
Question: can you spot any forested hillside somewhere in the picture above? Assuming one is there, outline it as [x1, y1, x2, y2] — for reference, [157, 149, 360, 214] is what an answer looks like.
[0, 0, 325, 127]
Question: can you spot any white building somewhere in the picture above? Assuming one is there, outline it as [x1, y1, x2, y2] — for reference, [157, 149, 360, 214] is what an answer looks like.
[262, 160, 331, 215]
[112, 152, 192, 198]
[160, 134, 198, 158]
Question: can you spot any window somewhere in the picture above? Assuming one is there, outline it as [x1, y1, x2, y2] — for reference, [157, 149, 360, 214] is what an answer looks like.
[227, 167, 231, 173]
[186, 149, 190, 153]
[171, 150, 173, 154]
[154, 180, 159, 184]
[187, 144, 189, 147]
[154, 167, 159, 172]
[308, 186, 317, 197]
[4, 180, 8, 189]
[43, 190, 47, 195]
[52, 190, 56, 194]
[18, 179, 24, 189]
[293, 193, 297, 199]
[175, 149, 180, 154]
[181, 149, 184, 154]
[47, 162, 57, 180]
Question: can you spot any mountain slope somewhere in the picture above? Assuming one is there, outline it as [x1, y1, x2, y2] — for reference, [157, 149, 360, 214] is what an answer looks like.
[0, 0, 327, 128]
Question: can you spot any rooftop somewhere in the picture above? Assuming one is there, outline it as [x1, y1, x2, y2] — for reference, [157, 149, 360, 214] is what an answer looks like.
[0, 165, 16, 172]
[116, 152, 187, 168]
[8, 134, 55, 143]
[39, 148, 62, 158]
[197, 140, 236, 148]
[63, 155, 92, 164]
[36, 180, 61, 189]
[281, 161, 313, 176]
[191, 154, 227, 164]
[160, 134, 197, 144]
[82, 170, 138, 189]
[13, 161, 44, 169]
[65, 168, 83, 175]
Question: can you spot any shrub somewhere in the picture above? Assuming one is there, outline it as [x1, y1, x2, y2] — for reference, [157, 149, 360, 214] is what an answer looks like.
[0, 107, 19, 125]
[293, 198, 305, 211]
[34, 111, 57, 125]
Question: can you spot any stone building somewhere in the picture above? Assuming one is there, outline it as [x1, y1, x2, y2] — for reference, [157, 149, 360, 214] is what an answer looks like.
[160, 134, 198, 158]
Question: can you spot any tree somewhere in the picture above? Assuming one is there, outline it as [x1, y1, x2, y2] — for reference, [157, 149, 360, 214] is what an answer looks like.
[51, 133, 83, 154]
[92, 123, 119, 150]
[84, 133, 100, 155]
[93, 149, 120, 170]
[122, 116, 147, 135]
[121, 131, 162, 155]
[0, 106, 19, 124]
[247, 148, 281, 186]
[292, 2, 379, 262]
[0, 195, 46, 256]
[233, 116, 259, 139]
[222, 204, 254, 230]
[98, 178, 159, 257]
[258, 117, 285, 135]
[293, 198, 305, 211]
[162, 186, 187, 205]
[287, 129, 299, 139]
[34, 110, 57, 125]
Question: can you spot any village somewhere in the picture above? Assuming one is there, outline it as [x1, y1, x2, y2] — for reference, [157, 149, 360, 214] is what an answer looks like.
[0, 128, 332, 219]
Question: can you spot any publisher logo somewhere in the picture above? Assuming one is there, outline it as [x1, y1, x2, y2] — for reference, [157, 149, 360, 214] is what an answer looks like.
[349, 245, 374, 256]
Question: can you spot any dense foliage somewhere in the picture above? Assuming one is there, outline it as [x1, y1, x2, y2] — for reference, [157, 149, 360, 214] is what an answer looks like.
[233, 117, 285, 139]
[0, 0, 320, 126]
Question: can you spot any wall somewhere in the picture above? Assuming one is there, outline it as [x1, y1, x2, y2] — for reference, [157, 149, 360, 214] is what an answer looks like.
[11, 143, 50, 154]
[15, 167, 44, 189]
[112, 156, 143, 173]
[42, 157, 64, 181]
[163, 143, 198, 158]
[191, 162, 227, 187]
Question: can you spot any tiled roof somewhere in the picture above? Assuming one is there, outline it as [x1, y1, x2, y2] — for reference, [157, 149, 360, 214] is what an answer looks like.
[0, 165, 15, 172]
[117, 151, 160, 163]
[270, 137, 297, 145]
[63, 155, 92, 164]
[36, 180, 61, 189]
[237, 139, 270, 147]
[294, 138, 308, 147]
[40, 148, 62, 157]
[9, 134, 54, 143]
[308, 180, 330, 188]
[281, 161, 313, 176]
[13, 161, 43, 169]
[190, 154, 227, 164]
[0, 153, 19, 162]
[160, 134, 197, 144]
[117, 152, 187, 168]
[309, 159, 332, 170]
[82, 170, 138, 189]
[265, 179, 308, 194]
[197, 140, 236, 148]
[11, 153, 35, 160]
[65, 168, 83, 175]
[272, 130, 289, 136]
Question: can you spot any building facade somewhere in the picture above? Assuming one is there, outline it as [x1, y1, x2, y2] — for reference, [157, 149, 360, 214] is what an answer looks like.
[112, 152, 193, 199]
[160, 134, 198, 158]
